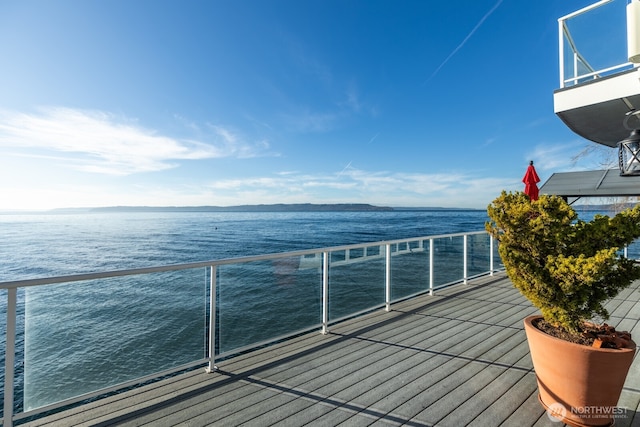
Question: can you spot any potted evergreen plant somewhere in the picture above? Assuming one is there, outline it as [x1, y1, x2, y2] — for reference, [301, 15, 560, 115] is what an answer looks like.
[486, 191, 640, 427]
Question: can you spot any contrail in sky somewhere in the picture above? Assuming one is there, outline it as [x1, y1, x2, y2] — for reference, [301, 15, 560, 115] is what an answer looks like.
[424, 0, 504, 84]
[338, 134, 377, 177]
[338, 160, 353, 177]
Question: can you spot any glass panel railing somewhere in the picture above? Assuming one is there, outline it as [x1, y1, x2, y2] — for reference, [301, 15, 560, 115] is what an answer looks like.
[627, 239, 640, 260]
[217, 256, 323, 355]
[328, 245, 386, 321]
[0, 288, 6, 416]
[468, 233, 492, 278]
[560, 0, 632, 87]
[390, 239, 430, 300]
[1, 230, 506, 422]
[1, 288, 25, 419]
[23, 268, 207, 411]
[432, 236, 465, 287]
[492, 236, 504, 271]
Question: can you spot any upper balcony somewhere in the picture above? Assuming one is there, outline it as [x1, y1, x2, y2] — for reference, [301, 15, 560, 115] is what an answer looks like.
[554, 0, 640, 147]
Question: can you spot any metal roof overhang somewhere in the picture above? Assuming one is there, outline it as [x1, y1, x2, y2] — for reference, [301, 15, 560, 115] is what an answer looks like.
[540, 169, 640, 203]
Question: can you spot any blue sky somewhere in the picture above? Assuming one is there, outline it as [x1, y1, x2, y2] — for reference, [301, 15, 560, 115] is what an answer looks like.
[0, 0, 621, 210]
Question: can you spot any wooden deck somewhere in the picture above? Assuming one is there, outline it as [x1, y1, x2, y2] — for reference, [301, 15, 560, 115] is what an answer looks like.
[19, 273, 640, 426]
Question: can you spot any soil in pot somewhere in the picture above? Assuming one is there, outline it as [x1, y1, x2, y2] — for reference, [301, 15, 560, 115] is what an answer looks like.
[534, 318, 633, 349]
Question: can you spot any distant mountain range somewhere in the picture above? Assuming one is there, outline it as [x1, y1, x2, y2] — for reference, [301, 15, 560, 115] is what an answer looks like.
[87, 203, 395, 212]
[37, 204, 489, 213]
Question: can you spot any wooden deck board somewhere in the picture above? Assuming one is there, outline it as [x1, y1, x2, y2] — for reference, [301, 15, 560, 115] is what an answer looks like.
[383, 358, 488, 422]
[413, 365, 520, 426]
[16, 273, 640, 427]
[470, 373, 540, 426]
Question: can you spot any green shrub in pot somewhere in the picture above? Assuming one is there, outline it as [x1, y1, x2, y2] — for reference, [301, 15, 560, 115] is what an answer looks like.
[486, 191, 640, 336]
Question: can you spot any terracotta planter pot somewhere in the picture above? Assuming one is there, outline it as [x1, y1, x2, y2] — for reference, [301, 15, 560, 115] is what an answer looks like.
[523, 315, 636, 427]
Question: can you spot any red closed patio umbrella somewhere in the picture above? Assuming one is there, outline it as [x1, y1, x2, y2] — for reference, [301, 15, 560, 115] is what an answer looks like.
[523, 160, 540, 201]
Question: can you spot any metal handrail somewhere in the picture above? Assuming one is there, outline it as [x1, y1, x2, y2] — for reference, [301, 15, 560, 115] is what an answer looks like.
[1, 230, 501, 426]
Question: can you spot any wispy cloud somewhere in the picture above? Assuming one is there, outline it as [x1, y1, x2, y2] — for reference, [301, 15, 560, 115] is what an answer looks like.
[280, 109, 338, 133]
[202, 166, 514, 208]
[527, 141, 595, 171]
[425, 0, 504, 84]
[0, 160, 515, 210]
[207, 124, 273, 159]
[0, 107, 270, 175]
[343, 83, 378, 116]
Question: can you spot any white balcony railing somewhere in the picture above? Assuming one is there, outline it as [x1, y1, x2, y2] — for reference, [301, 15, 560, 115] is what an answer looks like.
[0, 230, 502, 427]
[559, 0, 635, 88]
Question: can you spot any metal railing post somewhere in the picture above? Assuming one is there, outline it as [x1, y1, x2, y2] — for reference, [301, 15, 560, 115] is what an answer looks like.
[429, 238, 434, 296]
[385, 244, 391, 311]
[4, 287, 17, 427]
[322, 251, 329, 334]
[490, 234, 495, 276]
[558, 18, 565, 87]
[463, 234, 468, 285]
[206, 266, 217, 373]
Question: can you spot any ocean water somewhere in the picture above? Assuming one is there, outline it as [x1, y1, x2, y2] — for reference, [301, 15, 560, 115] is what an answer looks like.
[1, 207, 627, 416]
[0, 210, 491, 281]
[0, 209, 493, 415]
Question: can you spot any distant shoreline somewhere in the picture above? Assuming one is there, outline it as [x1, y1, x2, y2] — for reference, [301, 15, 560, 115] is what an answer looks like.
[80, 204, 486, 213]
[1, 204, 489, 214]
[89, 203, 395, 213]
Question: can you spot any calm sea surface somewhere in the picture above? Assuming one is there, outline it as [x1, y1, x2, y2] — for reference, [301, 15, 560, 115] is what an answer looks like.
[0, 210, 489, 281]
[0, 208, 628, 415]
